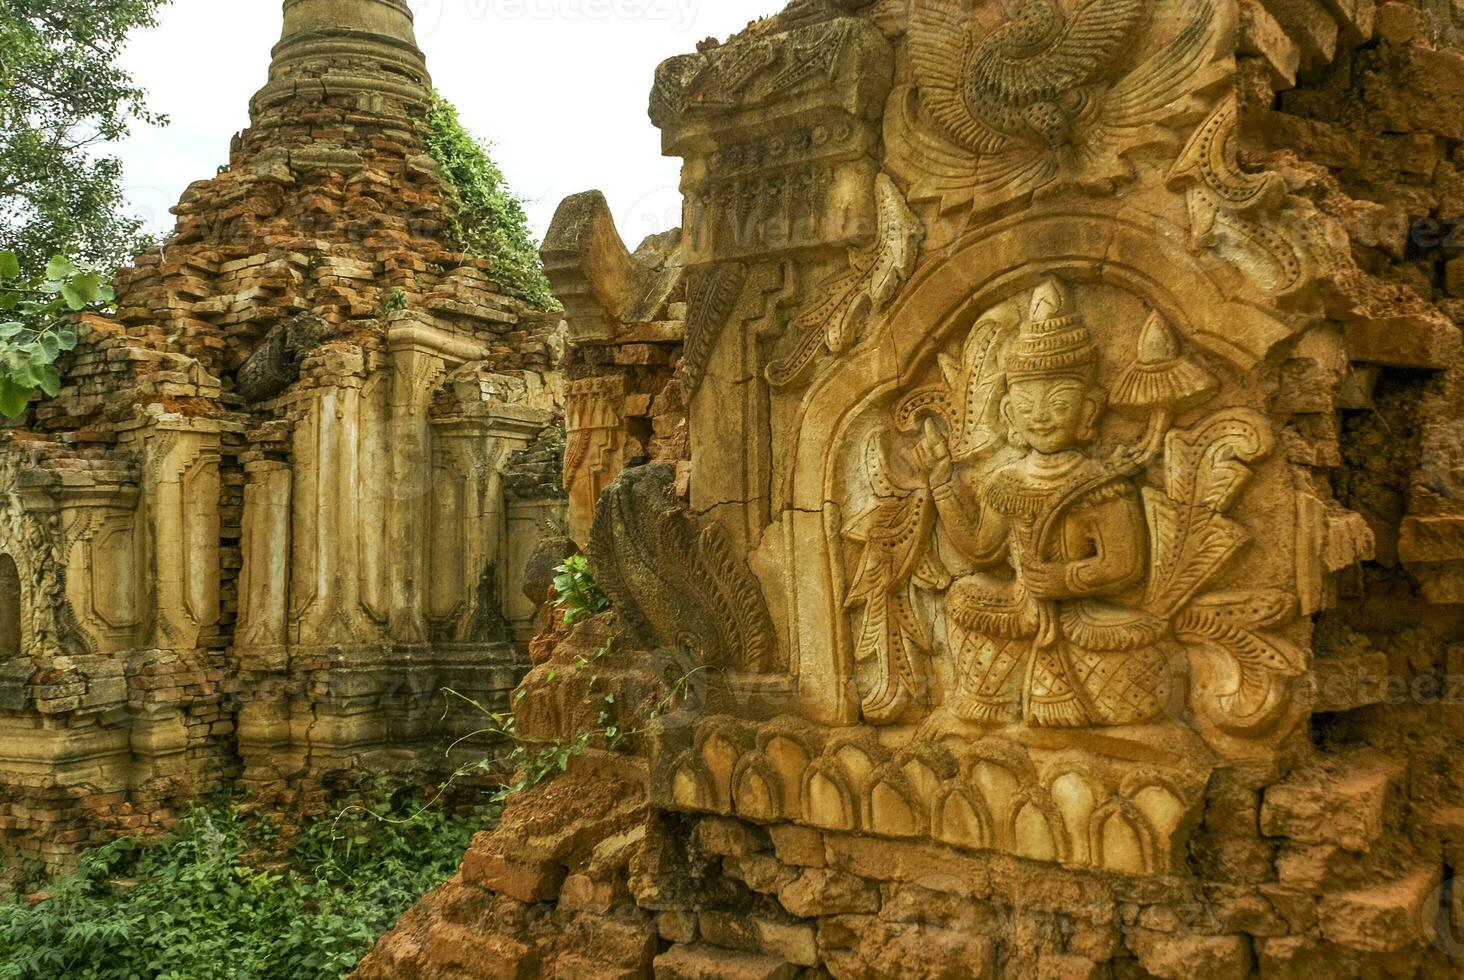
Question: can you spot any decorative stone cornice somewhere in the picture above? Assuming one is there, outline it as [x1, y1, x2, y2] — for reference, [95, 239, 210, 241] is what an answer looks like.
[251, 0, 430, 113]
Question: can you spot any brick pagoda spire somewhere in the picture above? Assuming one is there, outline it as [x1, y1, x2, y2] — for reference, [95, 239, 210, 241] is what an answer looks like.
[0, 0, 564, 877]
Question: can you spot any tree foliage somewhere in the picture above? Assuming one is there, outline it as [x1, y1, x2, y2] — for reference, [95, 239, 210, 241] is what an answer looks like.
[0, 0, 165, 415]
[0, 251, 114, 417]
[0, 0, 165, 274]
[422, 93, 558, 310]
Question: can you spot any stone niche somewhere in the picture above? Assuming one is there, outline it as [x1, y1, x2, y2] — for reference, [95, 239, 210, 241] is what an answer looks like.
[591, 0, 1374, 879]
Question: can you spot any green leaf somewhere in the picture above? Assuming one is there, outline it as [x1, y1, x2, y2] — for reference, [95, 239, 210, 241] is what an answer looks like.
[73, 272, 104, 305]
[39, 332, 60, 360]
[36, 364, 60, 398]
[45, 255, 77, 281]
[0, 323, 23, 339]
[12, 365, 38, 391]
[34, 363, 60, 398]
[60, 283, 87, 311]
[56, 326, 78, 351]
[0, 252, 19, 280]
[0, 379, 31, 418]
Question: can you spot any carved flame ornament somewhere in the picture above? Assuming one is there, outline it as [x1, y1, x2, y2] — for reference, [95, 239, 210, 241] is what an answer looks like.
[1167, 96, 1345, 300]
[768, 174, 925, 388]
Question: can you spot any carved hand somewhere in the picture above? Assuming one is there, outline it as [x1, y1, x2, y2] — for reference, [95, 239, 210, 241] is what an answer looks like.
[1021, 558, 1074, 601]
[918, 418, 953, 488]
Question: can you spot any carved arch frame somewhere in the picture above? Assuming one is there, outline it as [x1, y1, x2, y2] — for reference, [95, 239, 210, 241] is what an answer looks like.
[774, 208, 1307, 725]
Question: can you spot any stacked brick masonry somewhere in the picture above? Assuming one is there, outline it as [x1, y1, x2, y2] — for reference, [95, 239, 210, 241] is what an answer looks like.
[0, 50, 560, 875]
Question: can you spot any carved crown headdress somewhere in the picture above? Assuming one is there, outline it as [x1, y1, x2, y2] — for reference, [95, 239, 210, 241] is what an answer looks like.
[1005, 278, 1099, 381]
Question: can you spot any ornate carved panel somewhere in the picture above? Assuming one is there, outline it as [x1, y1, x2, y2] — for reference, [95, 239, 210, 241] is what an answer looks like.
[565, 376, 627, 545]
[887, 0, 1228, 221]
[623, 0, 1384, 883]
[834, 276, 1302, 735]
[654, 17, 895, 266]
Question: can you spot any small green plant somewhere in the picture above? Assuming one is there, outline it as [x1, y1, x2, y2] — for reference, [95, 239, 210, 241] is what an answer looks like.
[0, 252, 113, 416]
[441, 639, 624, 804]
[381, 288, 409, 314]
[422, 93, 558, 310]
[552, 555, 610, 626]
[443, 636, 704, 806]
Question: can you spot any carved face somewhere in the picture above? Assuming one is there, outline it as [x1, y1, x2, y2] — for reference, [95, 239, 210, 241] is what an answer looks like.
[1003, 376, 1101, 454]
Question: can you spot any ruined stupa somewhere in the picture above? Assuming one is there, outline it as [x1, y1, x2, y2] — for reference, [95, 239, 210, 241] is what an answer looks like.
[360, 1, 1464, 977]
[0, 0, 566, 875]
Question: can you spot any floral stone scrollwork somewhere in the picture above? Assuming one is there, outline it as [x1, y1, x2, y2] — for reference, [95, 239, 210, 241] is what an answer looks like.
[767, 173, 924, 389]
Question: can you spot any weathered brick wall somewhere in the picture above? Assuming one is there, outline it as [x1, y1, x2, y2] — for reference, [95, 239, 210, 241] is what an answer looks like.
[1, 3, 566, 879]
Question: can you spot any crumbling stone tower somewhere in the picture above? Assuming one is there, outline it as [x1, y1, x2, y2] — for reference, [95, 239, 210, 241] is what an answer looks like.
[0, 0, 565, 876]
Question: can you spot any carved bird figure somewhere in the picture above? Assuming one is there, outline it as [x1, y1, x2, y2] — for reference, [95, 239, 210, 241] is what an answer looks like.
[904, 0, 1218, 203]
[965, 0, 1145, 149]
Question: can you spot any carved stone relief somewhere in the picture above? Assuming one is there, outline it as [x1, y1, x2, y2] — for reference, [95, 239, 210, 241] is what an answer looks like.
[661, 712, 1208, 876]
[653, 17, 894, 266]
[840, 276, 1303, 735]
[565, 376, 627, 545]
[1166, 96, 1347, 302]
[588, 464, 781, 676]
[0, 487, 72, 663]
[888, 0, 1227, 219]
[682, 263, 748, 398]
[767, 173, 924, 388]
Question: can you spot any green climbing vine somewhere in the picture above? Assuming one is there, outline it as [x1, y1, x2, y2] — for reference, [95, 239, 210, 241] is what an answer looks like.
[422, 93, 558, 310]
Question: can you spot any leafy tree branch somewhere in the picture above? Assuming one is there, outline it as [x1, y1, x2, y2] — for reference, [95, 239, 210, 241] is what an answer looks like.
[0, 0, 167, 274]
[0, 251, 114, 417]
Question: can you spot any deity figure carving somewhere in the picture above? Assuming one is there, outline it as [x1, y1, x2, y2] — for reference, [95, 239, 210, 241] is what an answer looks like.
[845, 277, 1303, 733]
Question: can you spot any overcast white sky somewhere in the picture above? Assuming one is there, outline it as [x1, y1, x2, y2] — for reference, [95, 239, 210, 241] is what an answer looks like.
[114, 0, 781, 249]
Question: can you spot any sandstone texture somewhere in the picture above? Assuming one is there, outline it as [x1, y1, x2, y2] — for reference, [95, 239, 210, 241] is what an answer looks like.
[358, 0, 1464, 976]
